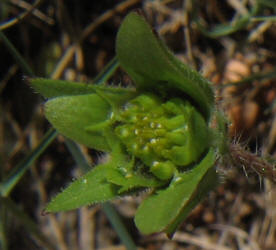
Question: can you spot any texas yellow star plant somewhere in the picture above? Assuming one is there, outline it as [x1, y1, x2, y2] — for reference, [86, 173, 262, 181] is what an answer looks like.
[31, 12, 226, 237]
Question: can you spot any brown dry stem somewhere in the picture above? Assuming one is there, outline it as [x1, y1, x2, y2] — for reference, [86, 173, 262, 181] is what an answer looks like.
[229, 143, 276, 183]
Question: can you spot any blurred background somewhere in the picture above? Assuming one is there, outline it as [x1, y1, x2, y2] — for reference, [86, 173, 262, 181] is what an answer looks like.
[0, 0, 276, 249]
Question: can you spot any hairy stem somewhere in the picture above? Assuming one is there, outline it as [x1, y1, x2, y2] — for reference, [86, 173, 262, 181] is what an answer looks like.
[229, 143, 276, 183]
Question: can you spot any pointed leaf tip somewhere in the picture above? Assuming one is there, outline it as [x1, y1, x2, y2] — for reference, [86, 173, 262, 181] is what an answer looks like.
[46, 164, 119, 212]
[30, 78, 96, 98]
[116, 12, 214, 120]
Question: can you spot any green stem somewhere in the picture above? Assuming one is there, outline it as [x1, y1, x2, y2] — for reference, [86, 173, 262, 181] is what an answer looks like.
[222, 66, 276, 87]
[0, 202, 8, 250]
[0, 128, 58, 196]
[251, 16, 276, 22]
[93, 56, 119, 84]
[0, 31, 34, 76]
[0, 197, 56, 250]
[102, 203, 137, 250]
[64, 139, 91, 172]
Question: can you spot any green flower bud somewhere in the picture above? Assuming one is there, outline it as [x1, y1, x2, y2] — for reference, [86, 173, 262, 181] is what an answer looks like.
[151, 161, 175, 180]
[115, 94, 210, 180]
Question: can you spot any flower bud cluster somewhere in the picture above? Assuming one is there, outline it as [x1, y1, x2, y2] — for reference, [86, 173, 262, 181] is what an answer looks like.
[115, 94, 209, 180]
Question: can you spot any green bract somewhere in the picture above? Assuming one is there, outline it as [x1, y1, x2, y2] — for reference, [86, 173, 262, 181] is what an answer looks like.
[31, 12, 222, 236]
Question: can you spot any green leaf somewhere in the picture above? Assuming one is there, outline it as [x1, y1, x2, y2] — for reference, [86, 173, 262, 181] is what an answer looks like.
[46, 163, 119, 212]
[134, 149, 218, 236]
[30, 78, 136, 103]
[107, 168, 164, 193]
[116, 12, 214, 120]
[194, 2, 259, 38]
[258, 0, 276, 11]
[45, 94, 111, 151]
[30, 78, 96, 98]
[196, 16, 251, 38]
[165, 159, 218, 237]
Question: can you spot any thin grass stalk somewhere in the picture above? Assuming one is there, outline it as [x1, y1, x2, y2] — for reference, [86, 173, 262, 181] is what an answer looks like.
[93, 56, 119, 84]
[222, 66, 276, 87]
[102, 203, 137, 250]
[0, 31, 34, 76]
[0, 202, 8, 250]
[0, 197, 56, 250]
[0, 128, 58, 196]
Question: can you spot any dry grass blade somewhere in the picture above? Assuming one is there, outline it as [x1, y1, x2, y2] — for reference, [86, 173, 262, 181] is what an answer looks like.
[144, 232, 232, 250]
[211, 224, 261, 250]
[81, 0, 141, 41]
[51, 0, 141, 80]
[10, 0, 54, 25]
[0, 0, 44, 30]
